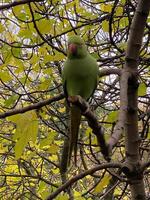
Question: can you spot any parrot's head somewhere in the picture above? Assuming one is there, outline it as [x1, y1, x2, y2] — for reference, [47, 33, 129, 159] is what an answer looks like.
[67, 35, 87, 58]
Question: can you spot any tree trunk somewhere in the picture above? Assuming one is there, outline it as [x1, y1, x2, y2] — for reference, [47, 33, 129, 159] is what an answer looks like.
[121, 0, 150, 199]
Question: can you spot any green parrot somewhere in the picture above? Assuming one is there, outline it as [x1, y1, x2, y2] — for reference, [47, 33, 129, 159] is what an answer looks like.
[62, 35, 99, 165]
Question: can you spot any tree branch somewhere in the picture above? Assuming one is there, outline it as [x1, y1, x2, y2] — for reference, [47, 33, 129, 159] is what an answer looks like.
[99, 68, 121, 77]
[46, 162, 122, 200]
[107, 69, 130, 151]
[0, 93, 65, 119]
[0, 0, 43, 10]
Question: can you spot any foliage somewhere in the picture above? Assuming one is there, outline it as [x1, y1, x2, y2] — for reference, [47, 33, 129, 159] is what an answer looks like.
[0, 0, 150, 199]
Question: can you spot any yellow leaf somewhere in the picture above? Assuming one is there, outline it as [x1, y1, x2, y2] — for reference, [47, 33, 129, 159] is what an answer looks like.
[7, 111, 38, 159]
[138, 83, 147, 96]
[92, 137, 97, 145]
[59, 107, 65, 113]
[85, 127, 92, 137]
[6, 161, 19, 174]
[115, 7, 123, 16]
[38, 47, 47, 55]
[56, 193, 69, 200]
[43, 68, 52, 75]
[0, 71, 12, 82]
[51, 168, 59, 174]
[30, 182, 35, 187]
[114, 187, 122, 195]
[55, 140, 63, 146]
[119, 17, 129, 28]
[94, 174, 111, 194]
[14, 133, 28, 159]
[74, 191, 85, 200]
[74, 191, 81, 197]
[0, 144, 7, 153]
[48, 144, 59, 154]
[101, 4, 112, 13]
[30, 54, 39, 64]
[0, 23, 5, 33]
[102, 21, 109, 32]
[13, 5, 22, 15]
[118, 42, 127, 50]
[49, 155, 57, 161]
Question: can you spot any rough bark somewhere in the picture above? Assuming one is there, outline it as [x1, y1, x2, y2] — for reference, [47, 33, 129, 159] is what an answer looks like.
[122, 0, 150, 199]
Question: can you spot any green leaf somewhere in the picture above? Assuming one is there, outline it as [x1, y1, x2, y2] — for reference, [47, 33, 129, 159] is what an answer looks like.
[91, 53, 99, 60]
[4, 95, 19, 107]
[38, 181, 50, 199]
[11, 47, 21, 58]
[119, 17, 128, 28]
[106, 111, 118, 123]
[118, 42, 127, 50]
[94, 174, 111, 193]
[38, 79, 52, 90]
[138, 83, 147, 96]
[14, 135, 28, 159]
[37, 19, 55, 34]
[13, 4, 31, 20]
[121, 0, 126, 4]
[18, 28, 33, 39]
[44, 53, 65, 63]
[40, 131, 57, 148]
[7, 111, 38, 159]
[39, 181, 47, 191]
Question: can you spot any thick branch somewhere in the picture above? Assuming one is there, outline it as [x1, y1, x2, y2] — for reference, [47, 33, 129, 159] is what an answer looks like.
[108, 69, 130, 151]
[99, 68, 121, 78]
[108, 0, 150, 199]
[108, 0, 150, 155]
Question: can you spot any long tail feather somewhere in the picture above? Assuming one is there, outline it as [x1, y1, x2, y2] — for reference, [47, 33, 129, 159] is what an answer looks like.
[68, 105, 81, 165]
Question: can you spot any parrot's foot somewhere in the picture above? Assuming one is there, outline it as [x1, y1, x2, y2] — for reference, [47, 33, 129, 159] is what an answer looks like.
[83, 107, 90, 115]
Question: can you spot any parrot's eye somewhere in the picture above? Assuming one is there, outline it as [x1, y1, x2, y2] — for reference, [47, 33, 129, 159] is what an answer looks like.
[78, 44, 83, 48]
[75, 42, 83, 47]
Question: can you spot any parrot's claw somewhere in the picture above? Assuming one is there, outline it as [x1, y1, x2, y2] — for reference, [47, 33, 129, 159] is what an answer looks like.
[83, 107, 90, 115]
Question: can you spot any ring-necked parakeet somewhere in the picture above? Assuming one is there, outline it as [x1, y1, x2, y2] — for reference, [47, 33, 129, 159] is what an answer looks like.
[62, 35, 99, 165]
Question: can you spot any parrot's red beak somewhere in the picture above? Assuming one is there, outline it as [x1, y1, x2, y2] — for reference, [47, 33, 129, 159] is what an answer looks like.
[68, 43, 77, 55]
